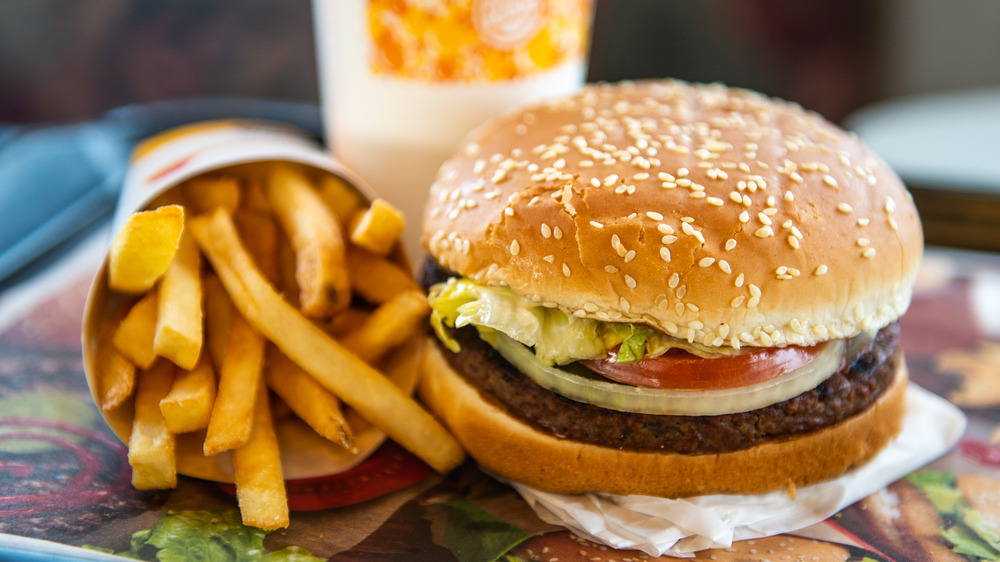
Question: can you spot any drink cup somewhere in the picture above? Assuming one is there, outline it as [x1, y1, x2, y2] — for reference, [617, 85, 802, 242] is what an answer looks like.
[313, 0, 594, 263]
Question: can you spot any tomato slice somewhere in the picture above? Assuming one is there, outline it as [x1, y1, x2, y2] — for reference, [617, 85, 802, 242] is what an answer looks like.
[580, 343, 830, 390]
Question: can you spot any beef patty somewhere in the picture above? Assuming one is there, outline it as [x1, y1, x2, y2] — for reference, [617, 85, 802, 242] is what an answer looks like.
[422, 259, 901, 456]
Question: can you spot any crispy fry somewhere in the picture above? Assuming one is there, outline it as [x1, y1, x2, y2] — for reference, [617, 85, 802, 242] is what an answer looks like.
[265, 164, 350, 317]
[159, 355, 216, 434]
[242, 177, 272, 214]
[97, 316, 136, 412]
[348, 198, 405, 256]
[326, 307, 372, 338]
[232, 384, 288, 530]
[153, 231, 203, 370]
[265, 345, 354, 451]
[114, 290, 159, 369]
[341, 290, 431, 365]
[235, 209, 279, 285]
[128, 359, 177, 489]
[346, 246, 421, 304]
[316, 172, 363, 224]
[108, 205, 184, 293]
[189, 208, 464, 473]
[203, 310, 265, 456]
[202, 273, 231, 371]
[182, 175, 241, 213]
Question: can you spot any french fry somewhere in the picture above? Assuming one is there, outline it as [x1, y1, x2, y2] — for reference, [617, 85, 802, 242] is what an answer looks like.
[108, 205, 184, 293]
[153, 231, 203, 370]
[202, 273, 231, 371]
[265, 164, 350, 317]
[265, 345, 354, 451]
[316, 173, 363, 224]
[235, 209, 279, 285]
[128, 359, 177, 489]
[346, 246, 421, 304]
[182, 175, 241, 214]
[96, 317, 136, 412]
[232, 384, 288, 530]
[341, 290, 431, 365]
[159, 355, 216, 434]
[189, 208, 465, 474]
[348, 198, 405, 256]
[326, 307, 372, 338]
[114, 290, 159, 369]
[242, 176, 272, 214]
[203, 310, 265, 456]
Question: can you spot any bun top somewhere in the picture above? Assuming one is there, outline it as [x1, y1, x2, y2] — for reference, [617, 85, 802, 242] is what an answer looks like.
[422, 80, 923, 348]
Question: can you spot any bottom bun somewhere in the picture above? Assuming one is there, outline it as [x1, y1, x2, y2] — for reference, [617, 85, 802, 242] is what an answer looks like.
[419, 339, 908, 498]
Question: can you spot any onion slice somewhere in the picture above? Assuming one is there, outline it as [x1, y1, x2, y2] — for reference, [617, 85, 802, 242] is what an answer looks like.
[488, 331, 848, 416]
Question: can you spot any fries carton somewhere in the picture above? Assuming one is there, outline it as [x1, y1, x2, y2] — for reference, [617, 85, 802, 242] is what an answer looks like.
[82, 120, 428, 484]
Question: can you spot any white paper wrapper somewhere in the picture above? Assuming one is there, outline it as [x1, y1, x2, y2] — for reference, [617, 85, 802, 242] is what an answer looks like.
[507, 383, 966, 557]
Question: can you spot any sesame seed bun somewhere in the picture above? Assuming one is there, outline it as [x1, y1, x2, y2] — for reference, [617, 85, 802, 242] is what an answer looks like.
[423, 80, 923, 348]
[419, 338, 908, 498]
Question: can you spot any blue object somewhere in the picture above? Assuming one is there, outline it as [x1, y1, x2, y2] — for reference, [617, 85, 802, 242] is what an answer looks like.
[0, 99, 322, 287]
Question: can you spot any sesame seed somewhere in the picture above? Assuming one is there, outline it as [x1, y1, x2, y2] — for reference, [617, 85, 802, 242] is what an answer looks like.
[758, 213, 772, 226]
[885, 197, 896, 213]
[681, 222, 695, 235]
[657, 223, 674, 234]
[749, 284, 761, 298]
[659, 247, 671, 262]
[755, 226, 774, 238]
[677, 178, 692, 187]
[676, 285, 687, 299]
[788, 235, 800, 249]
[719, 260, 732, 274]
[590, 220, 604, 229]
[603, 174, 619, 186]
[624, 274, 637, 288]
[747, 296, 760, 308]
[646, 211, 664, 221]
[658, 172, 676, 181]
[857, 218, 870, 226]
[739, 211, 750, 223]
[625, 250, 637, 262]
[823, 174, 838, 188]
[776, 266, 788, 275]
[543, 255, 555, 263]
[863, 248, 877, 258]
[837, 203, 853, 214]
[857, 238, 871, 247]
[563, 264, 572, 276]
[788, 267, 800, 276]
[662, 235, 678, 244]
[678, 167, 689, 177]
[699, 257, 716, 267]
[510, 240, 520, 255]
[784, 190, 795, 202]
[791, 226, 803, 238]
[889, 217, 899, 231]
[689, 191, 706, 199]
[815, 264, 829, 276]
[725, 238, 737, 251]
[605, 265, 618, 273]
[504, 207, 514, 216]
[730, 192, 743, 204]
[620, 297, 631, 313]
[707, 196, 724, 206]
[735, 273, 745, 287]
[668, 273, 680, 288]
[590, 177, 601, 188]
[553, 226, 563, 239]
[541, 224, 552, 238]
[634, 172, 650, 180]
[662, 181, 677, 189]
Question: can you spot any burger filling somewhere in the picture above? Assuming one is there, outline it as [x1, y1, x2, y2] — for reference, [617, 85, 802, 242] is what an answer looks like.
[422, 260, 901, 454]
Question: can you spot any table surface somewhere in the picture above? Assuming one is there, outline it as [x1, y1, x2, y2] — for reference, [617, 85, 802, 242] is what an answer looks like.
[2, 242, 1000, 561]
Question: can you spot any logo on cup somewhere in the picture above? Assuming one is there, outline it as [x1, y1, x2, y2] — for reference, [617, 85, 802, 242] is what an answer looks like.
[473, 0, 547, 50]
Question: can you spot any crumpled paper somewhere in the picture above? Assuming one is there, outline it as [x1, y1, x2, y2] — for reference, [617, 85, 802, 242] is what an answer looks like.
[507, 384, 966, 557]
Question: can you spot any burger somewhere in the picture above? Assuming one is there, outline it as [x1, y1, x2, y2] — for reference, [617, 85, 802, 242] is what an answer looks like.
[417, 80, 923, 498]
